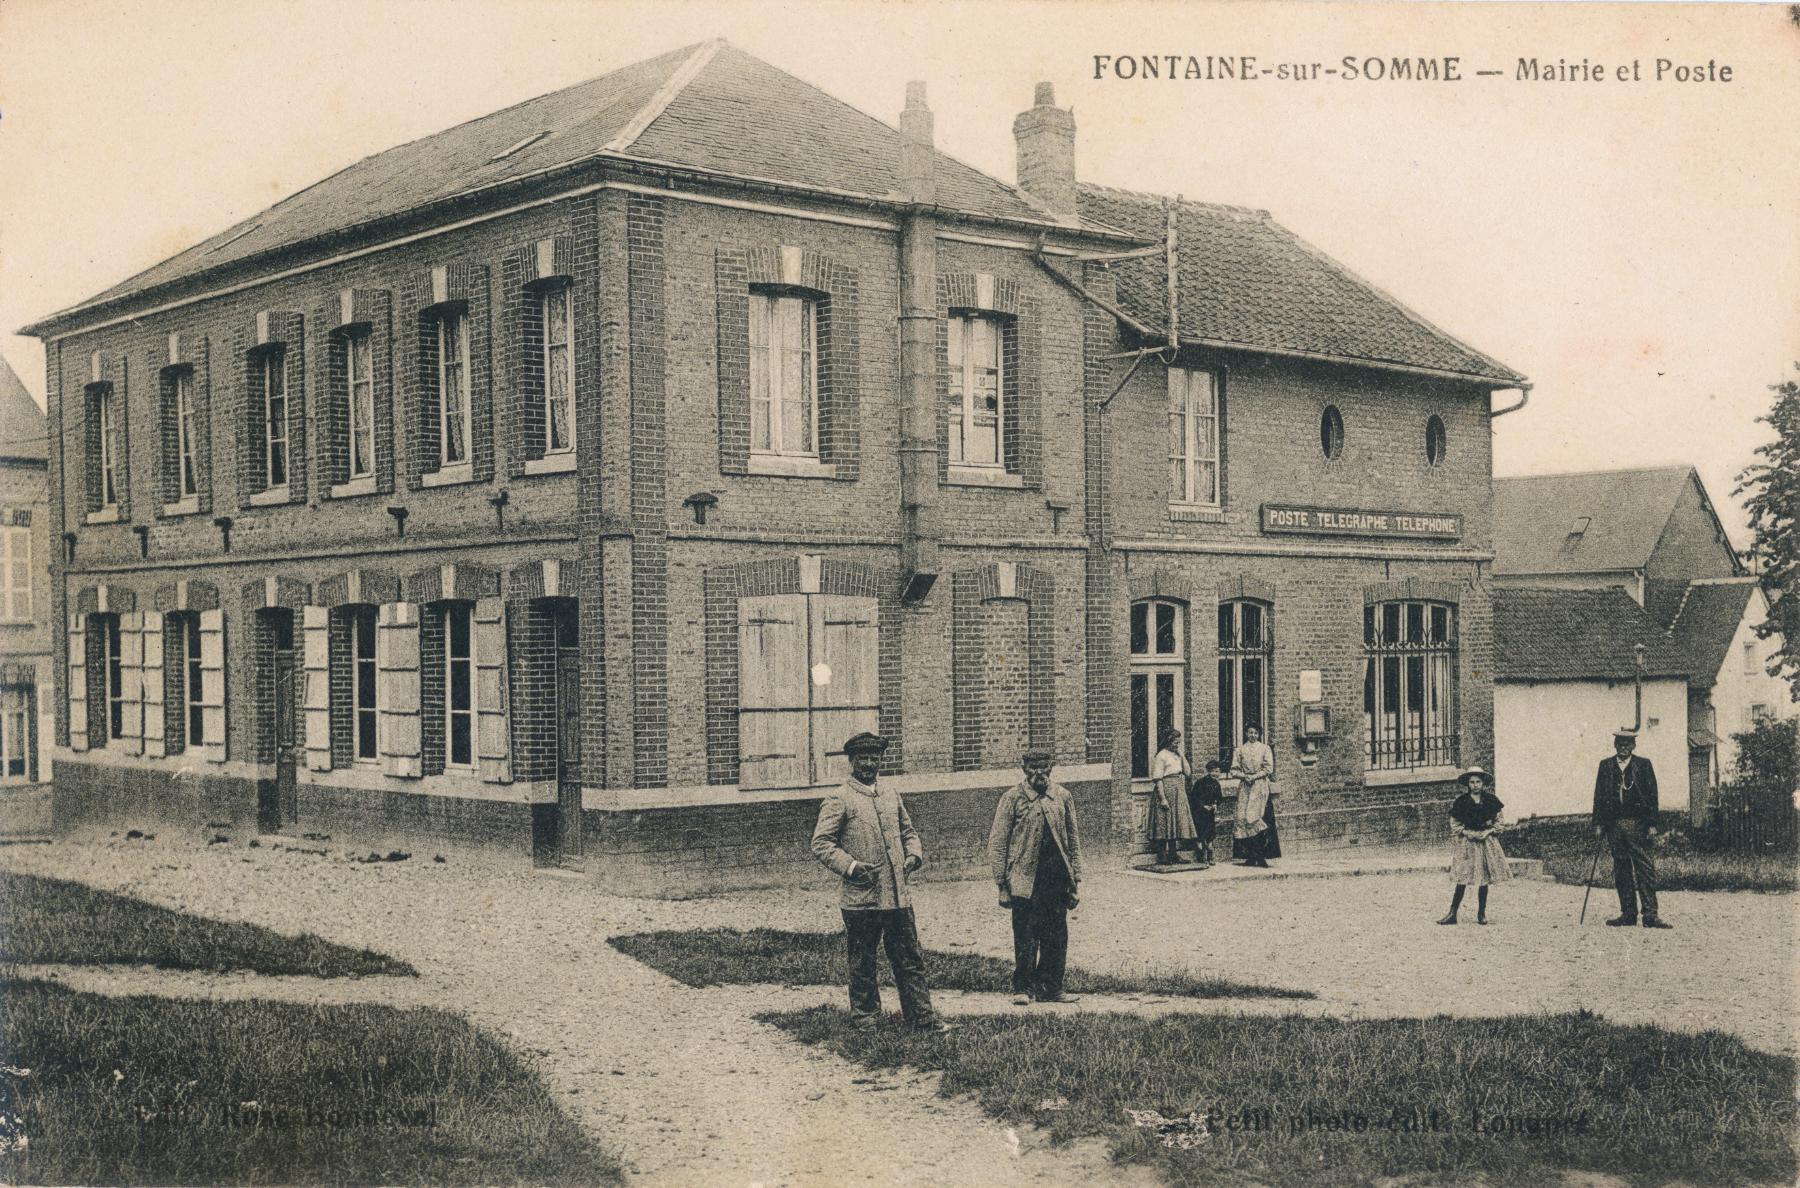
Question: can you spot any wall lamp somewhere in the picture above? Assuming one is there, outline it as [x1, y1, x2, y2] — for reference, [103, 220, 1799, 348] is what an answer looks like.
[683, 492, 719, 526]
[62, 532, 76, 564]
[132, 525, 150, 558]
[488, 488, 509, 531]
[387, 505, 409, 538]
[212, 516, 233, 554]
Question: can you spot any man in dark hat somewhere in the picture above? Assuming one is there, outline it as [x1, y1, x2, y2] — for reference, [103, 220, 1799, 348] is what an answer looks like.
[988, 748, 1084, 1005]
[810, 731, 950, 1033]
[1592, 728, 1670, 928]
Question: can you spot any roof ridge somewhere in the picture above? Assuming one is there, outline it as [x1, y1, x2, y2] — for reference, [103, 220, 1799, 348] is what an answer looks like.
[1663, 583, 1700, 636]
[1495, 464, 1694, 483]
[1687, 576, 1758, 586]
[1255, 216, 1524, 386]
[604, 39, 725, 154]
[1079, 180, 1269, 219]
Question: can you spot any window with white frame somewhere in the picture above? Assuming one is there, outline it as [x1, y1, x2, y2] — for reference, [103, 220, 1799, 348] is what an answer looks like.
[947, 313, 1003, 467]
[1217, 599, 1272, 766]
[91, 612, 122, 745]
[1169, 367, 1220, 506]
[437, 310, 471, 468]
[444, 602, 473, 769]
[1, 688, 27, 781]
[1128, 599, 1186, 780]
[352, 606, 379, 761]
[0, 528, 30, 622]
[1363, 600, 1458, 771]
[98, 387, 119, 507]
[749, 292, 818, 458]
[261, 350, 289, 489]
[541, 285, 575, 455]
[173, 370, 199, 499]
[346, 330, 376, 480]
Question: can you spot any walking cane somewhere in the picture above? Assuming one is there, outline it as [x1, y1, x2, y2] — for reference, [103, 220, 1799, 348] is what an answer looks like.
[1578, 837, 1604, 924]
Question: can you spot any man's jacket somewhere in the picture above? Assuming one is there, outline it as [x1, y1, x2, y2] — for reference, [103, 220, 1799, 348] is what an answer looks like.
[988, 780, 1084, 900]
[810, 778, 924, 911]
[1592, 755, 1659, 826]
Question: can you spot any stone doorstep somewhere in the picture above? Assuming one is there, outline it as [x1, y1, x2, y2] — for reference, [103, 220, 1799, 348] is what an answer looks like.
[1124, 854, 1550, 884]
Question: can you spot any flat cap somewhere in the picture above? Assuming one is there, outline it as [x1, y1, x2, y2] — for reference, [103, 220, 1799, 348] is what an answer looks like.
[843, 731, 889, 756]
[1021, 748, 1054, 764]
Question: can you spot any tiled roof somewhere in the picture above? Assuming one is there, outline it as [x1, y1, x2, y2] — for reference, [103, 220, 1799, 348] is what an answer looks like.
[1663, 580, 1756, 689]
[1493, 467, 1695, 577]
[1077, 185, 1525, 386]
[0, 356, 46, 463]
[34, 42, 1091, 332]
[1492, 586, 1690, 682]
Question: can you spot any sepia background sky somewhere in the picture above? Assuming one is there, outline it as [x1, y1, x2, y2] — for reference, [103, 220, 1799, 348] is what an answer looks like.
[2, 0, 1795, 543]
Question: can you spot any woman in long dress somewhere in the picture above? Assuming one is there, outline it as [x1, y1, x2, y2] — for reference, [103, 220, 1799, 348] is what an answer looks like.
[1230, 726, 1277, 867]
[1437, 766, 1511, 925]
[1150, 728, 1199, 865]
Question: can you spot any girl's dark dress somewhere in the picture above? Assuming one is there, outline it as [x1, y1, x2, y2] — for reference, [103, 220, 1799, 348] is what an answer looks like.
[1448, 790, 1510, 886]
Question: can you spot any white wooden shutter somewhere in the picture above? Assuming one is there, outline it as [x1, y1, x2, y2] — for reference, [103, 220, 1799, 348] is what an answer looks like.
[141, 611, 166, 759]
[301, 604, 332, 771]
[474, 597, 512, 783]
[377, 601, 421, 778]
[118, 611, 145, 755]
[809, 594, 880, 785]
[67, 613, 88, 752]
[737, 593, 811, 790]
[195, 608, 226, 763]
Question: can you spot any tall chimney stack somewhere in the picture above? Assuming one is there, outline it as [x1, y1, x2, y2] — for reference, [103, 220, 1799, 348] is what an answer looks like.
[1013, 82, 1077, 221]
[899, 80, 936, 205]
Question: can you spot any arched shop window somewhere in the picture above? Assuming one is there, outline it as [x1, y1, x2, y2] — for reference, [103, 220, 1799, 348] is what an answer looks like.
[1364, 600, 1458, 770]
[1129, 599, 1185, 779]
[1217, 599, 1273, 766]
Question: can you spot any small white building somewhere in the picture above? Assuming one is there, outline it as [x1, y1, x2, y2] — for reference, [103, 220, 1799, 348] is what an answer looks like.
[1493, 587, 1692, 821]
[1663, 579, 1793, 796]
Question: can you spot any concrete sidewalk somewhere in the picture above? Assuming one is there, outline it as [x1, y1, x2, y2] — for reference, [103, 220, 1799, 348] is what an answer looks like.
[1124, 846, 1549, 883]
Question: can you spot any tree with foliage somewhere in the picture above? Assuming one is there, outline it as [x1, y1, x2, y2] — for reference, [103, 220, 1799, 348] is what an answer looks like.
[1735, 365, 1800, 702]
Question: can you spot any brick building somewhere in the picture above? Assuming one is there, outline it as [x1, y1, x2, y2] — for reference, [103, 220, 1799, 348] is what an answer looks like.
[0, 356, 51, 789]
[24, 43, 1525, 894]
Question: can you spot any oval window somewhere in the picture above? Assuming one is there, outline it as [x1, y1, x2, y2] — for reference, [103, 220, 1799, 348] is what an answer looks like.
[1319, 405, 1344, 460]
[1426, 415, 1447, 466]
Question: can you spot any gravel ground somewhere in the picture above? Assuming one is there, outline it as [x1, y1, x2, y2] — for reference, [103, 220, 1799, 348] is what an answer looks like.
[1, 837, 1792, 1187]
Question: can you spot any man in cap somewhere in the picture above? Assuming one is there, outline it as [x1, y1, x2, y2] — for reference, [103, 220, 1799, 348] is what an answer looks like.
[810, 731, 950, 1032]
[988, 748, 1084, 1005]
[1592, 728, 1670, 928]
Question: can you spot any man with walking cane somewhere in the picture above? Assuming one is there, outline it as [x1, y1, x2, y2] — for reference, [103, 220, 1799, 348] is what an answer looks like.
[1590, 728, 1671, 929]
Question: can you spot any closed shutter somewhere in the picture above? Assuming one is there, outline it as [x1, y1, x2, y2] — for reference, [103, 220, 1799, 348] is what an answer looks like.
[118, 612, 145, 756]
[195, 609, 227, 763]
[737, 593, 810, 790]
[141, 611, 166, 759]
[473, 597, 512, 783]
[377, 601, 421, 778]
[301, 605, 332, 771]
[808, 594, 879, 785]
[68, 613, 87, 752]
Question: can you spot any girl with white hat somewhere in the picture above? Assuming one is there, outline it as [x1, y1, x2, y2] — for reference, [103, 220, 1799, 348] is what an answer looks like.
[1437, 765, 1511, 925]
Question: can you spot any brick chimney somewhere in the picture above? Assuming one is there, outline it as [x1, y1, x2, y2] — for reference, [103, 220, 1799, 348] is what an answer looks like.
[1013, 82, 1077, 221]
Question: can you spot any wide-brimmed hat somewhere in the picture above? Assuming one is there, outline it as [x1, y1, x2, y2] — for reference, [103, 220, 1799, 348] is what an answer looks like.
[1612, 728, 1639, 744]
[1457, 765, 1492, 786]
[843, 732, 889, 757]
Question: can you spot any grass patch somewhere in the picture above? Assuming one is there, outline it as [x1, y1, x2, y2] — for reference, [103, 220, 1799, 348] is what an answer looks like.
[762, 1005, 1796, 1187]
[0, 977, 619, 1185]
[609, 927, 1312, 1000]
[0, 872, 414, 977]
[1506, 817, 1798, 893]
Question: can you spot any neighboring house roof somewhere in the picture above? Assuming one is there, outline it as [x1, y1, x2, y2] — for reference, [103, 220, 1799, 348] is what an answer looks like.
[1077, 184, 1526, 387]
[1492, 466, 1696, 577]
[1492, 586, 1690, 682]
[0, 355, 47, 464]
[30, 41, 1115, 335]
[1663, 579, 1757, 690]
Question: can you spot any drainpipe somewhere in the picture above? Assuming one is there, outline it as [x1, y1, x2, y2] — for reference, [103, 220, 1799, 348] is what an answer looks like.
[898, 81, 939, 604]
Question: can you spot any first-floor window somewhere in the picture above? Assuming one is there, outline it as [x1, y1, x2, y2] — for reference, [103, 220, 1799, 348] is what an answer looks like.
[1129, 599, 1185, 779]
[445, 602, 473, 768]
[346, 331, 375, 479]
[541, 285, 575, 455]
[1217, 599, 1272, 766]
[174, 369, 199, 498]
[737, 591, 878, 790]
[437, 310, 470, 468]
[1, 527, 30, 622]
[97, 386, 119, 507]
[262, 350, 288, 489]
[1, 688, 28, 780]
[1169, 367, 1220, 506]
[1364, 600, 1458, 770]
[947, 312, 1004, 466]
[749, 291, 818, 457]
[352, 606, 378, 761]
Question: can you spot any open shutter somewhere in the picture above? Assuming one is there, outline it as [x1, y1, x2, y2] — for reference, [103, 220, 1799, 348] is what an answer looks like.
[301, 605, 332, 771]
[118, 612, 146, 756]
[141, 611, 166, 759]
[474, 597, 512, 783]
[809, 594, 880, 785]
[195, 609, 226, 763]
[377, 601, 421, 778]
[67, 613, 88, 752]
[737, 593, 810, 790]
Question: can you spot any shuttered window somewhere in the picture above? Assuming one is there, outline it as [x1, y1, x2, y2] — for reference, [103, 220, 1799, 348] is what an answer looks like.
[737, 592, 877, 791]
[445, 602, 474, 769]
